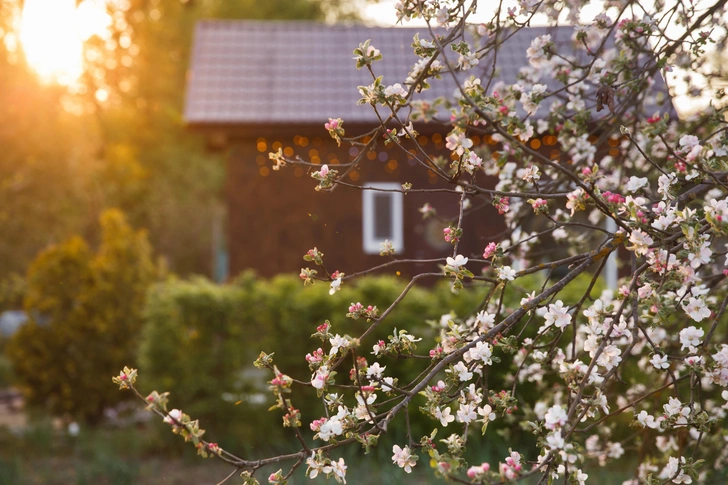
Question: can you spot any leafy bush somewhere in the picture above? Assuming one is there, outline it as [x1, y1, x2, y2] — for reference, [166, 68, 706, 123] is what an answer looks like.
[5, 209, 158, 423]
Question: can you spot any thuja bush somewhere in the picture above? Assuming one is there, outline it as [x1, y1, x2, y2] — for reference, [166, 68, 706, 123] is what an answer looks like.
[7, 209, 157, 423]
[115, 1, 728, 484]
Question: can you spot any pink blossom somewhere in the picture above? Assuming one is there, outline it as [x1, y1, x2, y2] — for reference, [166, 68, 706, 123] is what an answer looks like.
[305, 348, 324, 364]
[310, 417, 327, 432]
[431, 380, 446, 392]
[429, 345, 444, 358]
[483, 242, 497, 259]
[494, 197, 510, 214]
[602, 191, 625, 204]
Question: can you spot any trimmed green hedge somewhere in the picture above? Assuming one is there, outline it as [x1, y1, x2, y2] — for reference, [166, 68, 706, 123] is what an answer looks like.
[139, 271, 603, 451]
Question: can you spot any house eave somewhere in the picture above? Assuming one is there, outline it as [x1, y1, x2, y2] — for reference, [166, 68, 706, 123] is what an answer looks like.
[185, 120, 462, 142]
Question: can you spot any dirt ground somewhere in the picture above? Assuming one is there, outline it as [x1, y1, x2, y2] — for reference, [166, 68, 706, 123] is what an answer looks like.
[12, 457, 236, 485]
[0, 390, 25, 431]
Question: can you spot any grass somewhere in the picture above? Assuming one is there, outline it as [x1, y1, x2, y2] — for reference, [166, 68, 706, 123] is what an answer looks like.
[0, 420, 233, 485]
[1, 418, 726, 485]
[0, 418, 613, 485]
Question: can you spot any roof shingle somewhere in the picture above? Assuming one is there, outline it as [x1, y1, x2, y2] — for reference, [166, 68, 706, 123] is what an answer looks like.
[184, 21, 670, 126]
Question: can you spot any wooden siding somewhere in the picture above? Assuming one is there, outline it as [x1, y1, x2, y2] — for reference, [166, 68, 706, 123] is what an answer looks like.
[226, 132, 506, 279]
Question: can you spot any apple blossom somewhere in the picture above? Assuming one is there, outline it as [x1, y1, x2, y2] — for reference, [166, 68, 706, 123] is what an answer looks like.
[434, 406, 455, 427]
[650, 353, 670, 370]
[113, 2, 728, 482]
[497, 265, 516, 281]
[544, 300, 572, 330]
[391, 445, 417, 473]
[445, 254, 468, 268]
[626, 176, 649, 192]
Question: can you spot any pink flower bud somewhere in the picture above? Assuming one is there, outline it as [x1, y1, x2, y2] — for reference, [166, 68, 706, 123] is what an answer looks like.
[483, 242, 497, 258]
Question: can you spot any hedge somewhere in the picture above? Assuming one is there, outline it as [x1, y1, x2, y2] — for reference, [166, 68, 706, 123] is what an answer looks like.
[138, 271, 603, 452]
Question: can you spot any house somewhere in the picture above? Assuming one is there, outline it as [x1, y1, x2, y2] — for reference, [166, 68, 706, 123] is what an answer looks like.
[184, 21, 673, 281]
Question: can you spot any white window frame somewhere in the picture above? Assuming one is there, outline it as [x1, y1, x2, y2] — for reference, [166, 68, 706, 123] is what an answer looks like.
[362, 182, 404, 255]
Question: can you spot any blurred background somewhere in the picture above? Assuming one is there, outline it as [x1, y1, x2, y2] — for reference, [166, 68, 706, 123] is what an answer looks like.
[0, 1, 713, 483]
[0, 1, 499, 483]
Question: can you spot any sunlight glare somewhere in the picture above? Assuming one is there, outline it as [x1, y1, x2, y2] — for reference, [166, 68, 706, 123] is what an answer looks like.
[20, 0, 111, 84]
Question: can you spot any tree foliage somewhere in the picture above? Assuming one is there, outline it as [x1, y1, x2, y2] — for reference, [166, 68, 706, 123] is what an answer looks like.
[0, 4, 99, 274]
[0, 0, 358, 277]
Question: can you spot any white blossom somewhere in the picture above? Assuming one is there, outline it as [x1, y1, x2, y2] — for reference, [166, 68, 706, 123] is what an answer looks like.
[392, 445, 417, 473]
[626, 176, 649, 192]
[545, 404, 568, 430]
[544, 300, 571, 330]
[446, 254, 468, 268]
[679, 326, 705, 351]
[497, 265, 517, 281]
[434, 406, 455, 426]
[650, 354, 670, 370]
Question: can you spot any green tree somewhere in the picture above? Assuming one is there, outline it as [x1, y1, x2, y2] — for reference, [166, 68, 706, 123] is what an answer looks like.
[6, 209, 158, 423]
[0, 0, 363, 277]
[0, 3, 99, 275]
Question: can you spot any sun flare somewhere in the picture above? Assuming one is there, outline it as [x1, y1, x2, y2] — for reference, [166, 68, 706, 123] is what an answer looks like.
[20, 0, 110, 84]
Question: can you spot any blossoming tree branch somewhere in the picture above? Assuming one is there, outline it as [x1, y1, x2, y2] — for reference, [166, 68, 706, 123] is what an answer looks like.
[114, 0, 728, 483]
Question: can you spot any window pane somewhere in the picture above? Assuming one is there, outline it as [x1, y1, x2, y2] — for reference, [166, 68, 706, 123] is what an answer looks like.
[373, 193, 392, 239]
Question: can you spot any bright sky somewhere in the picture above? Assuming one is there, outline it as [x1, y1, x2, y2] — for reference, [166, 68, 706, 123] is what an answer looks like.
[19, 0, 109, 84]
[363, 0, 605, 25]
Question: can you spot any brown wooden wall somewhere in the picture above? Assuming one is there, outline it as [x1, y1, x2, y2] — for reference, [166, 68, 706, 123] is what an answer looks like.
[225, 130, 507, 279]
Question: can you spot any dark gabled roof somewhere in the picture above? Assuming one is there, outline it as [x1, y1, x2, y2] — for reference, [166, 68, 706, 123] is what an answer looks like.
[184, 21, 672, 127]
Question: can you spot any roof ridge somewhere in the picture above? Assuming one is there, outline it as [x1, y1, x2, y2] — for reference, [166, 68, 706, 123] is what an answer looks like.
[194, 19, 581, 30]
